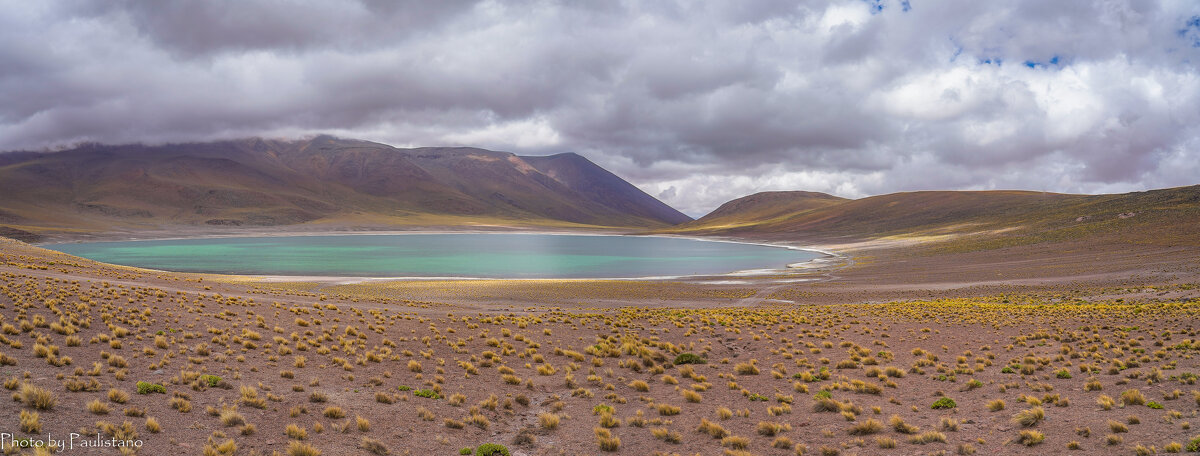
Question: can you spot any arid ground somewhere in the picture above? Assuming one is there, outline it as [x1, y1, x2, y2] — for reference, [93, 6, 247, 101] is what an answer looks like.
[1, 231, 1199, 456]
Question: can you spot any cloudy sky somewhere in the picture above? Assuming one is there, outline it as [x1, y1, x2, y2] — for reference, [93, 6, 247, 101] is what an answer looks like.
[3, 1, 1200, 216]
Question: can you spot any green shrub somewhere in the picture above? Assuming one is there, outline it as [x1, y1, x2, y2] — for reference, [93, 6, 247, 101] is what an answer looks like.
[1001, 366, 1015, 374]
[414, 389, 440, 399]
[931, 398, 956, 409]
[673, 353, 705, 365]
[1147, 401, 1163, 409]
[199, 375, 221, 387]
[398, 385, 412, 391]
[136, 382, 165, 394]
[459, 448, 473, 455]
[1056, 369, 1072, 379]
[814, 390, 832, 399]
[475, 443, 511, 456]
[1186, 436, 1200, 452]
[593, 404, 614, 415]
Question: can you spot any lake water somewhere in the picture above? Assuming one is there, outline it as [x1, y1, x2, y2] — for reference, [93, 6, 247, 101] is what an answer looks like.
[44, 234, 820, 279]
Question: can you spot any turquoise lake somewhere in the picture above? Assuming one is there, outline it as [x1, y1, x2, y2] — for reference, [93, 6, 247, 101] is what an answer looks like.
[44, 234, 820, 279]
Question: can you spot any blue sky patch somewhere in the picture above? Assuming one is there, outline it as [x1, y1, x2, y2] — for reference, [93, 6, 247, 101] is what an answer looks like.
[1023, 55, 1062, 69]
[1180, 15, 1200, 47]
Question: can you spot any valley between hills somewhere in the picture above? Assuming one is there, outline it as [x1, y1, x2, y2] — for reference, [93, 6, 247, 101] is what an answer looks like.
[1, 138, 1199, 455]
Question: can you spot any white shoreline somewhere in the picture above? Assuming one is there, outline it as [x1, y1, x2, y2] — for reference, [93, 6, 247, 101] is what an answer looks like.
[39, 231, 843, 282]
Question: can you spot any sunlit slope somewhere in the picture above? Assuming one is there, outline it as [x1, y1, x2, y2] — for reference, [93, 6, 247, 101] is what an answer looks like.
[666, 186, 1200, 249]
[0, 136, 690, 237]
[671, 191, 847, 231]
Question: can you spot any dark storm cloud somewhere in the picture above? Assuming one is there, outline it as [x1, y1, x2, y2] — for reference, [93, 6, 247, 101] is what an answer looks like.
[2, 0, 1199, 216]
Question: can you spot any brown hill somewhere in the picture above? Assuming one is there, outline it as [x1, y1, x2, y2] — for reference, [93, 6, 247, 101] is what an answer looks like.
[666, 186, 1200, 250]
[674, 191, 846, 231]
[0, 136, 690, 236]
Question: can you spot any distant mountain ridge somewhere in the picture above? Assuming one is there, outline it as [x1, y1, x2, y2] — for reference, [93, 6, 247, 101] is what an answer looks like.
[0, 136, 691, 236]
[666, 186, 1200, 249]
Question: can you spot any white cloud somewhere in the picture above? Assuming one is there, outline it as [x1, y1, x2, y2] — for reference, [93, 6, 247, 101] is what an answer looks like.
[1, 0, 1199, 216]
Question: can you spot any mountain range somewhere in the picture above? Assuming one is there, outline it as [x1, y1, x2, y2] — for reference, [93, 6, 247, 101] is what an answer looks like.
[0, 136, 690, 240]
[2, 135, 1198, 251]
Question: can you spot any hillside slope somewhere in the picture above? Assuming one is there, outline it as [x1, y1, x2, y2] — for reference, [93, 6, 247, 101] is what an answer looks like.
[0, 136, 691, 237]
[673, 191, 846, 231]
[666, 186, 1200, 249]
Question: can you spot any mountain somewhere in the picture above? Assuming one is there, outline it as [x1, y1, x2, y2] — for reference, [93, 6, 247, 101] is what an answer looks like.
[665, 186, 1200, 249]
[0, 136, 690, 237]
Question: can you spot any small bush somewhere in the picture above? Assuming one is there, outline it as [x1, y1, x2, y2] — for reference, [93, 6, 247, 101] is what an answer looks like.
[414, 389, 441, 399]
[475, 443, 510, 456]
[1186, 436, 1200, 452]
[673, 353, 705, 365]
[931, 397, 956, 409]
[137, 381, 166, 394]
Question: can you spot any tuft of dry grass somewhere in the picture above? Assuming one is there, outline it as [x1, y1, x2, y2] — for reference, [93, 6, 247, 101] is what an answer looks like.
[19, 410, 40, 433]
[907, 431, 947, 444]
[1120, 389, 1146, 406]
[699, 418, 730, 438]
[286, 423, 308, 440]
[651, 427, 682, 444]
[595, 427, 620, 451]
[1012, 407, 1045, 427]
[361, 437, 388, 455]
[87, 398, 110, 415]
[1017, 430, 1045, 446]
[539, 412, 560, 430]
[287, 441, 321, 456]
[889, 415, 919, 434]
[849, 418, 883, 435]
[107, 388, 129, 404]
[757, 421, 791, 436]
[20, 383, 56, 410]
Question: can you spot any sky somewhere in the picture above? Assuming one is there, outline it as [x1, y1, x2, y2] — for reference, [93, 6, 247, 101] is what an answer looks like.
[2, 1, 1200, 217]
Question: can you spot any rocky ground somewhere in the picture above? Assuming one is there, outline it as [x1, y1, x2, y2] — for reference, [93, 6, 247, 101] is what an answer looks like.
[1, 234, 1199, 456]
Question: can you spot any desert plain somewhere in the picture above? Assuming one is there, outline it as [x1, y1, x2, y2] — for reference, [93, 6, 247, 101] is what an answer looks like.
[1, 221, 1198, 456]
